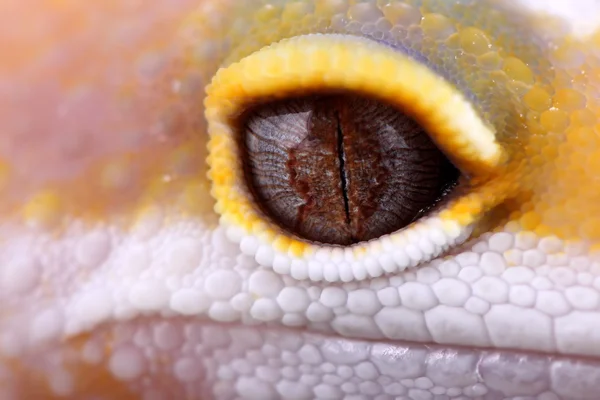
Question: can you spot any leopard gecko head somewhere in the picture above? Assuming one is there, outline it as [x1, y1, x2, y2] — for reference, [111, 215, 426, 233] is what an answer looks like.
[1, 1, 600, 399]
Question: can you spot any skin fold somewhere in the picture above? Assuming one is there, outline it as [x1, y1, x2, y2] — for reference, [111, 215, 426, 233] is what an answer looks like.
[2, 1, 600, 399]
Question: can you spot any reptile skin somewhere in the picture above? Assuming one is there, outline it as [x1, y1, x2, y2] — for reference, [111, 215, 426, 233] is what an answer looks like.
[2, 1, 600, 399]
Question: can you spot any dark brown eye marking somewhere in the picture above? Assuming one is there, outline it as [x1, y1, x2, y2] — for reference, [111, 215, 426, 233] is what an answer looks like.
[242, 94, 458, 245]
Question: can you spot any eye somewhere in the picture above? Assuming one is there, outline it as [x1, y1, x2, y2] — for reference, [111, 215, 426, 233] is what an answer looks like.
[204, 27, 514, 283]
[241, 93, 459, 246]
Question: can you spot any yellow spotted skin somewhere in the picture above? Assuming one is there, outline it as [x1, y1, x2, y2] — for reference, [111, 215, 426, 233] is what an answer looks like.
[2, 0, 600, 398]
[7, 0, 598, 245]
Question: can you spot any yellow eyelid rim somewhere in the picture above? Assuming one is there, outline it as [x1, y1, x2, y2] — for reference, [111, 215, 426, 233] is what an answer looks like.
[205, 34, 505, 173]
[203, 34, 506, 281]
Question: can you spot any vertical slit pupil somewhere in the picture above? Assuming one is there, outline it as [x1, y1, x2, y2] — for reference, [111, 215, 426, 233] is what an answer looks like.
[335, 110, 352, 228]
[241, 93, 459, 245]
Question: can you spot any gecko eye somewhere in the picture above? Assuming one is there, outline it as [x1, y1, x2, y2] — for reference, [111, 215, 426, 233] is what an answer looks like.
[205, 32, 513, 283]
[241, 93, 459, 246]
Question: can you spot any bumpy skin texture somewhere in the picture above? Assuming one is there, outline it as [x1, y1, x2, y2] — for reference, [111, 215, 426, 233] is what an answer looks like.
[3, 1, 600, 399]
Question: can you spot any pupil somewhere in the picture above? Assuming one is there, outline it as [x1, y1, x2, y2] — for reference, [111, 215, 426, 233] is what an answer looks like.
[241, 94, 458, 246]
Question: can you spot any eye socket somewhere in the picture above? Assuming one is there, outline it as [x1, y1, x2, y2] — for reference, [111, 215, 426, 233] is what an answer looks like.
[205, 33, 510, 283]
[241, 93, 459, 246]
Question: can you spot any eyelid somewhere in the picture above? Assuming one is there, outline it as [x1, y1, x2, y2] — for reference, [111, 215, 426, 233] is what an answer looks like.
[205, 33, 511, 282]
[206, 34, 504, 172]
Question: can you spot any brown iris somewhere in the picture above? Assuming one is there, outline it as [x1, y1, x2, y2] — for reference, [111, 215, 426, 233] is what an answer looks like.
[241, 94, 458, 246]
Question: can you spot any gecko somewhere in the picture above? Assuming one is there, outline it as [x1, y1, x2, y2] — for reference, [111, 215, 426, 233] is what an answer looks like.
[2, 0, 600, 399]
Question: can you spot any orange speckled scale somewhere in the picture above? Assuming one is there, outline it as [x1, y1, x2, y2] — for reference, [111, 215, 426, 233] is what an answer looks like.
[3, 0, 600, 399]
